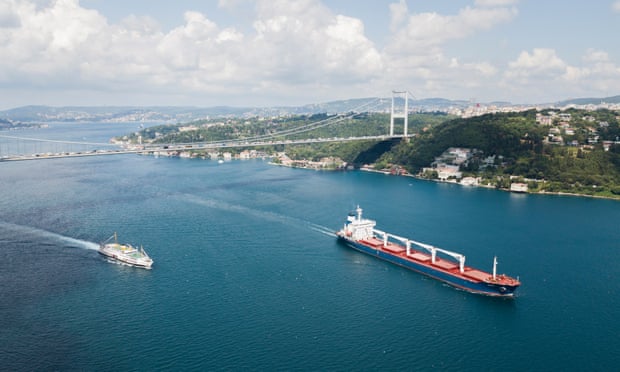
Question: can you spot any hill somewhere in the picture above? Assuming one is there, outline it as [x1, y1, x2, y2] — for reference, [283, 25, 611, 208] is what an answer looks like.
[0, 97, 472, 123]
[0, 116, 42, 130]
[556, 95, 620, 106]
[381, 109, 620, 198]
[0, 105, 252, 123]
[383, 110, 545, 171]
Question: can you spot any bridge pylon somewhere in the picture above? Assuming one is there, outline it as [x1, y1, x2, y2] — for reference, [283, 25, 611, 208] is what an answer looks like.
[390, 90, 408, 137]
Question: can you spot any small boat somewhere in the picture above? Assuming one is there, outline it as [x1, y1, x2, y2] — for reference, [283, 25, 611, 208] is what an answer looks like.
[99, 233, 153, 269]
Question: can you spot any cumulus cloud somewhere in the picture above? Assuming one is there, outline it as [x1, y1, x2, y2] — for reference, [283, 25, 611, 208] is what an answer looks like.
[386, 4, 517, 52]
[567, 49, 620, 81]
[502, 48, 568, 98]
[0, 0, 520, 105]
[389, 0, 408, 32]
[501, 48, 620, 102]
[508, 48, 566, 72]
[0, 1, 21, 28]
[381, 0, 516, 98]
[561, 49, 620, 98]
[0, 0, 110, 85]
[0, 0, 382, 103]
[0, 0, 385, 104]
[1, 0, 617, 107]
[250, 0, 382, 86]
[475, 0, 520, 7]
[582, 49, 610, 64]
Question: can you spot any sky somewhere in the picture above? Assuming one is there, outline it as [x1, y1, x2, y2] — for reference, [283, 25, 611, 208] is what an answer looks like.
[1, 0, 620, 109]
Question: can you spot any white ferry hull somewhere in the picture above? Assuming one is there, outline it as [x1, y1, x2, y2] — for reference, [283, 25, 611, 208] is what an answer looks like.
[99, 243, 153, 269]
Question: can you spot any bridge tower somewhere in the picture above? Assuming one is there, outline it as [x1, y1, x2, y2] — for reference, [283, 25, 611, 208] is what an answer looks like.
[390, 90, 408, 137]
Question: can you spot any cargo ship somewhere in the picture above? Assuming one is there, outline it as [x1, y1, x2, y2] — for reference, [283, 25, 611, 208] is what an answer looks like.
[99, 233, 153, 269]
[336, 206, 520, 297]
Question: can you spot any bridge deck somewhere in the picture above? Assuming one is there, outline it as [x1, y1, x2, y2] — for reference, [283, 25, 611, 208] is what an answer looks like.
[1, 135, 412, 161]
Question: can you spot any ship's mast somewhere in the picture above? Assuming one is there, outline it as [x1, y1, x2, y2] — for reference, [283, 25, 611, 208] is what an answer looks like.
[493, 256, 498, 280]
[356, 205, 363, 221]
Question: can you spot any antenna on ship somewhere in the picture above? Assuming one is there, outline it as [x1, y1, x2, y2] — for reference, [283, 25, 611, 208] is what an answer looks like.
[356, 205, 363, 221]
[492, 256, 498, 280]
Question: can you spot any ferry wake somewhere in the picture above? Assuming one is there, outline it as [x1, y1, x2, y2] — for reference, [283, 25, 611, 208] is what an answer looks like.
[99, 233, 153, 269]
[336, 206, 520, 297]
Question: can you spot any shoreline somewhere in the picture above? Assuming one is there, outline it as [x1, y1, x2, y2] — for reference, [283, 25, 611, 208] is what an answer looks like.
[267, 160, 620, 202]
[359, 167, 620, 201]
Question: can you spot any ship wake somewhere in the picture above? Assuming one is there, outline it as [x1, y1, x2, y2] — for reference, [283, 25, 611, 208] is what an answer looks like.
[308, 224, 336, 237]
[176, 193, 336, 238]
[0, 221, 99, 251]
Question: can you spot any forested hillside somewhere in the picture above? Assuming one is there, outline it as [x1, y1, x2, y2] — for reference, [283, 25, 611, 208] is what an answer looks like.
[382, 109, 620, 197]
[125, 108, 620, 197]
[383, 110, 546, 171]
[126, 112, 451, 163]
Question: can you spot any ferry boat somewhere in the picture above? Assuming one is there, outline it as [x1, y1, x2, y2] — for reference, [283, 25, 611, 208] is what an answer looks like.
[336, 206, 520, 297]
[99, 233, 153, 269]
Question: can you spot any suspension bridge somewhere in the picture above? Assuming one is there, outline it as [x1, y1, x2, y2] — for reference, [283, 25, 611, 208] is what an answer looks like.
[0, 92, 413, 162]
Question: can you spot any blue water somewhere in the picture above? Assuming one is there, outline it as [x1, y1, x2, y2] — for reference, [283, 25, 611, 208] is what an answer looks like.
[1, 124, 619, 370]
[0, 122, 156, 156]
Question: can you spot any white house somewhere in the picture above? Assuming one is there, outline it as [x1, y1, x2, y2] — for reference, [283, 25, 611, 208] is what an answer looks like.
[437, 165, 462, 180]
[510, 183, 528, 193]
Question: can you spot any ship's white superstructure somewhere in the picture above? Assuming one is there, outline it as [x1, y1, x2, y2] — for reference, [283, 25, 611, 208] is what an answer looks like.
[99, 233, 153, 269]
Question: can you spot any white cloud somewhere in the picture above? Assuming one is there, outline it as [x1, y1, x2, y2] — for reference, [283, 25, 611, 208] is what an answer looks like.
[389, 0, 408, 32]
[1, 0, 617, 107]
[0, 0, 109, 84]
[583, 49, 610, 64]
[560, 50, 620, 98]
[0, 0, 384, 104]
[469, 61, 498, 77]
[380, 1, 516, 99]
[508, 48, 566, 72]
[218, 0, 253, 11]
[385, 3, 517, 55]
[0, 1, 21, 28]
[613, 1, 620, 13]
[500, 48, 620, 102]
[562, 66, 587, 82]
[119, 15, 160, 35]
[249, 0, 383, 86]
[475, 0, 520, 7]
[216, 28, 243, 43]
[567, 49, 620, 81]
[4, 0, 521, 104]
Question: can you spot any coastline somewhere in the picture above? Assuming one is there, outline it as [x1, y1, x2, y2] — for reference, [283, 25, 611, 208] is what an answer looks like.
[359, 166, 620, 201]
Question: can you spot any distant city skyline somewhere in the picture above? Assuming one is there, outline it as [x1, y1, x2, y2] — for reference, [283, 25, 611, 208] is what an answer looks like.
[1, 0, 620, 109]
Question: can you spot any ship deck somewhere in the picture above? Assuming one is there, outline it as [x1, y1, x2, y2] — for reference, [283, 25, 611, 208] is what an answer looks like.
[357, 238, 518, 286]
[101, 245, 151, 262]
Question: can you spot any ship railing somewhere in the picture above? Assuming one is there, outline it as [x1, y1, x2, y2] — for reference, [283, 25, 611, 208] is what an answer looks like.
[374, 229, 413, 252]
[379, 230, 415, 254]
[373, 228, 390, 247]
[374, 228, 466, 274]
[409, 239, 466, 273]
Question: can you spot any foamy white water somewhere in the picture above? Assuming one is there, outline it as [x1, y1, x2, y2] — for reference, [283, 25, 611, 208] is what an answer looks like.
[308, 224, 336, 237]
[0, 221, 99, 250]
[59, 236, 100, 250]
